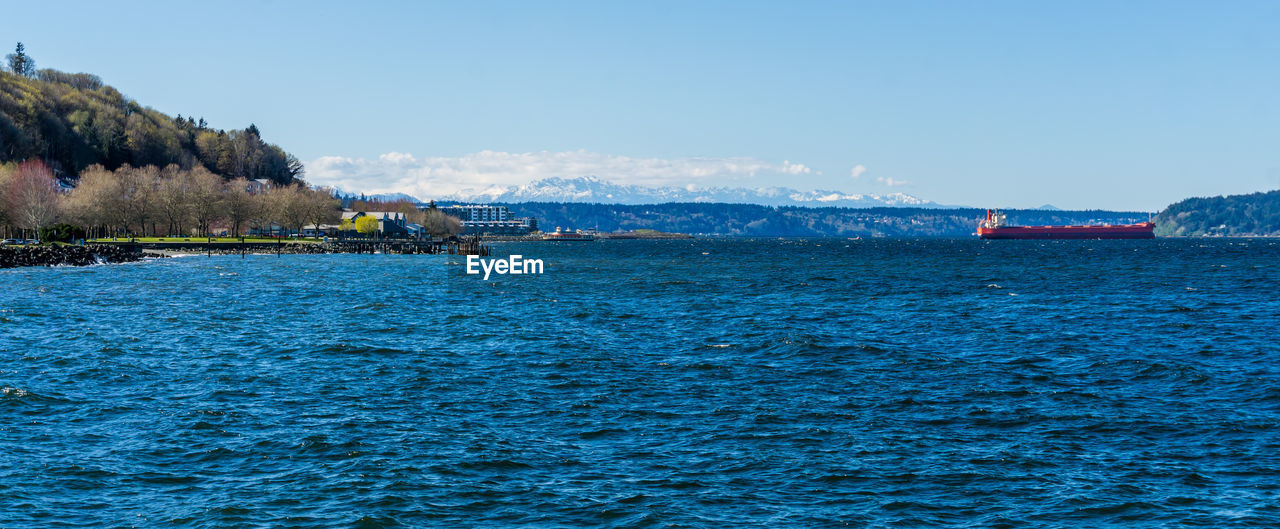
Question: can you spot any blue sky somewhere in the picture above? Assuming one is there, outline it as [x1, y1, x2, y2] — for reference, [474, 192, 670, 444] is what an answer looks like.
[4, 1, 1279, 210]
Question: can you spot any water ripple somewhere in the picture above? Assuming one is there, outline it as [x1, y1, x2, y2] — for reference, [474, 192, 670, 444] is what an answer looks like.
[1, 240, 1278, 526]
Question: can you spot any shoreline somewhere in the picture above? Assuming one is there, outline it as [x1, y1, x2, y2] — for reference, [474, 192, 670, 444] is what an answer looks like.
[482, 231, 694, 242]
[0, 244, 144, 269]
[1, 239, 490, 269]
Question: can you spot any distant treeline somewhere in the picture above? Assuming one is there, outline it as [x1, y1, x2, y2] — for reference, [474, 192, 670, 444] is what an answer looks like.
[0, 43, 302, 184]
[1156, 190, 1280, 236]
[498, 202, 1152, 237]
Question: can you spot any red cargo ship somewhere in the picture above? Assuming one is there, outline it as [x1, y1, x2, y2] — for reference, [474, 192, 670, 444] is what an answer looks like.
[977, 209, 1155, 239]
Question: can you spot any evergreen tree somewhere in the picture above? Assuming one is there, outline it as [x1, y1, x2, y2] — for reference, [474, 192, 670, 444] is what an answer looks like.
[5, 42, 35, 77]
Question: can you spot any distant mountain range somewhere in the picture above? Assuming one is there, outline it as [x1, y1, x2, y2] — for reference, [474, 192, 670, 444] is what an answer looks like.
[433, 176, 946, 208]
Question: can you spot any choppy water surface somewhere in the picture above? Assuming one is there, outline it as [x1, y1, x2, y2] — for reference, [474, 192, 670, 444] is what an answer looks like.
[2, 238, 1279, 527]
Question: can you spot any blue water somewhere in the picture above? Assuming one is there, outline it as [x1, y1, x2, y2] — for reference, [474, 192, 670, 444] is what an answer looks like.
[2, 239, 1278, 527]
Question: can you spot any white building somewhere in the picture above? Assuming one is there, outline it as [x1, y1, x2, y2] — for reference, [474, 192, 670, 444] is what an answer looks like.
[439, 204, 513, 222]
[437, 204, 538, 235]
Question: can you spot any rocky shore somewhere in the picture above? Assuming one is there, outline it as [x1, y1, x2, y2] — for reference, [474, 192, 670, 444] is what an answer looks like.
[131, 239, 487, 256]
[145, 241, 453, 256]
[1, 239, 490, 269]
[0, 244, 144, 269]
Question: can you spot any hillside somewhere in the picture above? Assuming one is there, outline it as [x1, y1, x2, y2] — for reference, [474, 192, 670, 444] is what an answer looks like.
[1, 64, 302, 183]
[500, 203, 1151, 237]
[1156, 190, 1280, 236]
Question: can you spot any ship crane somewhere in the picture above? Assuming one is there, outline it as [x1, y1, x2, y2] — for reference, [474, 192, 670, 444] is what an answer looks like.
[981, 209, 1007, 229]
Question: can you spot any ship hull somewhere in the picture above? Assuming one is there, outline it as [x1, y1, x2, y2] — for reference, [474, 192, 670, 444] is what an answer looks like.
[978, 222, 1155, 240]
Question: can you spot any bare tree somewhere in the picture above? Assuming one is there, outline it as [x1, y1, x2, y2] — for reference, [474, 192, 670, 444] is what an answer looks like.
[156, 165, 190, 236]
[117, 165, 159, 236]
[222, 178, 255, 237]
[187, 167, 224, 236]
[62, 164, 124, 237]
[422, 210, 464, 237]
[2, 160, 60, 239]
[304, 187, 341, 239]
[265, 184, 309, 238]
[247, 189, 276, 236]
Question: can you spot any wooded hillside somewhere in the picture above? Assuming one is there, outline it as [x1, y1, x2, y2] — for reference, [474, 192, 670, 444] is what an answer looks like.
[1155, 190, 1280, 236]
[0, 43, 302, 184]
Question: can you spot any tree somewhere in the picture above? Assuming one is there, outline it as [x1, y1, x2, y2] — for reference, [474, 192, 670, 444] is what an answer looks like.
[355, 215, 379, 237]
[117, 165, 159, 236]
[6, 42, 35, 77]
[62, 164, 125, 237]
[303, 187, 340, 239]
[187, 167, 224, 236]
[0, 164, 10, 236]
[222, 178, 255, 237]
[156, 165, 191, 235]
[2, 160, 60, 238]
[40, 223, 85, 243]
[36, 69, 103, 90]
[1, 65, 304, 185]
[265, 184, 309, 237]
[285, 154, 305, 179]
[246, 189, 276, 236]
[380, 199, 425, 227]
[422, 210, 464, 236]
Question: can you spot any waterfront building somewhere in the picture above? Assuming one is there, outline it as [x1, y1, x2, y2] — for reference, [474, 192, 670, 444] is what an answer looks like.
[439, 204, 513, 222]
[302, 210, 410, 238]
[437, 204, 538, 235]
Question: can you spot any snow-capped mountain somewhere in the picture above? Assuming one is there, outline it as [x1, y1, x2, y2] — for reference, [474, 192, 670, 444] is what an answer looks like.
[332, 190, 425, 203]
[439, 176, 941, 208]
[367, 192, 424, 203]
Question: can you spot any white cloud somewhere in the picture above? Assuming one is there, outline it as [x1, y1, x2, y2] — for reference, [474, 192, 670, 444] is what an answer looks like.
[850, 164, 867, 179]
[306, 150, 814, 198]
[876, 176, 909, 187]
[780, 160, 812, 175]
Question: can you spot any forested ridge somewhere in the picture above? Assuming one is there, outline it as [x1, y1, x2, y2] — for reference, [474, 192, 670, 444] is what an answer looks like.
[1156, 190, 1280, 236]
[502, 202, 1152, 237]
[0, 43, 302, 184]
[0, 43, 335, 240]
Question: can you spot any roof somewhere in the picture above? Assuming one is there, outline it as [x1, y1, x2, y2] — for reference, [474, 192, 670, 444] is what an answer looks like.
[342, 210, 406, 220]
